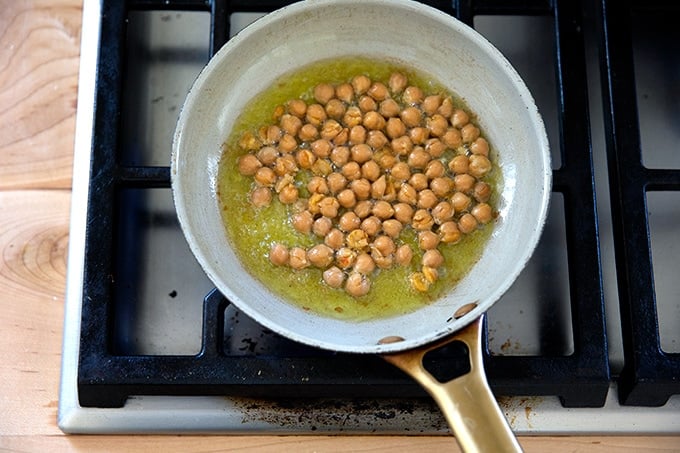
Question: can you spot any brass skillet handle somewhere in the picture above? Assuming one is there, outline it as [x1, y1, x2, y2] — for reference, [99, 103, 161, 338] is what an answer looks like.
[382, 315, 522, 453]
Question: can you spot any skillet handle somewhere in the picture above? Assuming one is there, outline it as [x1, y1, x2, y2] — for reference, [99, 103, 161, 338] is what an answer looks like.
[382, 315, 522, 453]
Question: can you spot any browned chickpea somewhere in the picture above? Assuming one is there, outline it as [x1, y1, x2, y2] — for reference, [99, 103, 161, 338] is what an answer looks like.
[330, 146, 350, 167]
[343, 106, 363, 128]
[373, 235, 396, 256]
[350, 143, 373, 163]
[337, 189, 357, 209]
[262, 125, 282, 145]
[238, 154, 262, 176]
[327, 172, 348, 194]
[379, 98, 401, 118]
[422, 95, 442, 116]
[382, 219, 403, 238]
[332, 128, 349, 146]
[412, 209, 435, 231]
[350, 178, 372, 200]
[458, 212, 478, 234]
[461, 123, 480, 143]
[449, 155, 469, 175]
[289, 246, 309, 270]
[313, 83, 335, 105]
[298, 123, 319, 142]
[371, 174, 387, 199]
[426, 114, 449, 137]
[342, 161, 362, 181]
[454, 173, 476, 194]
[432, 200, 454, 224]
[407, 148, 431, 170]
[409, 127, 430, 145]
[423, 249, 444, 269]
[391, 136, 413, 156]
[451, 109, 469, 128]
[324, 228, 345, 250]
[395, 244, 413, 266]
[318, 196, 340, 218]
[386, 117, 406, 139]
[361, 215, 382, 237]
[366, 130, 388, 149]
[323, 266, 345, 288]
[296, 149, 316, 169]
[372, 249, 394, 269]
[349, 125, 367, 145]
[451, 191, 472, 212]
[388, 72, 408, 94]
[269, 243, 289, 266]
[417, 189, 438, 210]
[442, 128, 462, 148]
[358, 95, 377, 113]
[256, 146, 278, 166]
[400, 106, 422, 128]
[313, 216, 333, 237]
[254, 167, 276, 186]
[430, 176, 453, 197]
[238, 131, 261, 151]
[354, 253, 376, 274]
[363, 111, 386, 131]
[425, 138, 446, 158]
[377, 149, 397, 170]
[354, 200, 373, 219]
[345, 272, 370, 297]
[438, 96, 455, 118]
[307, 244, 334, 268]
[351, 75, 371, 95]
[425, 160, 446, 179]
[308, 176, 329, 195]
[336, 247, 357, 269]
[391, 162, 412, 181]
[468, 154, 492, 178]
[278, 133, 298, 153]
[393, 202, 414, 224]
[339, 211, 361, 232]
[471, 202, 493, 224]
[473, 181, 492, 202]
[306, 104, 327, 126]
[325, 98, 346, 120]
[403, 86, 424, 104]
[309, 139, 331, 158]
[409, 172, 429, 191]
[368, 82, 389, 101]
[273, 154, 298, 176]
[278, 184, 299, 204]
[397, 183, 417, 205]
[372, 200, 395, 220]
[280, 114, 303, 136]
[361, 160, 381, 182]
[470, 137, 490, 156]
[292, 210, 314, 234]
[439, 220, 461, 243]
[250, 187, 272, 207]
[335, 83, 354, 103]
[418, 230, 440, 250]
[320, 119, 343, 141]
[287, 99, 307, 118]
[347, 229, 370, 250]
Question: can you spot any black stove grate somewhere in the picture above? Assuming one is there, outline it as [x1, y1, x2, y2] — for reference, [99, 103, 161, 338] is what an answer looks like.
[78, 0, 615, 408]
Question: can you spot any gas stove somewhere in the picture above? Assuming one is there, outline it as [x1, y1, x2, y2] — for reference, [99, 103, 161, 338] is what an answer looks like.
[59, 0, 680, 434]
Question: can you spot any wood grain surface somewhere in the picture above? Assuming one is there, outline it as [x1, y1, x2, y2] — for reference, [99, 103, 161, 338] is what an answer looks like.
[0, 1, 678, 451]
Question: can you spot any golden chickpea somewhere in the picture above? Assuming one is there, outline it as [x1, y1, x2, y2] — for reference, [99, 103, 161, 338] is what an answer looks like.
[354, 253, 376, 274]
[307, 244, 334, 268]
[422, 249, 444, 268]
[289, 246, 310, 270]
[368, 82, 389, 101]
[367, 130, 388, 149]
[280, 113, 303, 136]
[342, 161, 362, 181]
[343, 106, 363, 128]
[326, 172, 347, 194]
[238, 154, 262, 176]
[269, 243, 289, 266]
[468, 154, 492, 178]
[278, 184, 299, 204]
[320, 119, 343, 141]
[393, 202, 414, 224]
[292, 210, 314, 234]
[307, 176, 329, 195]
[432, 200, 454, 224]
[324, 228, 345, 250]
[349, 125, 367, 145]
[330, 146, 350, 167]
[372, 200, 395, 220]
[391, 136, 413, 156]
[250, 186, 272, 207]
[379, 98, 401, 118]
[470, 137, 490, 156]
[336, 247, 357, 269]
[412, 209, 435, 231]
[339, 211, 361, 232]
[407, 148, 431, 170]
[422, 95, 442, 116]
[372, 249, 394, 269]
[325, 98, 346, 120]
[296, 149, 316, 169]
[273, 154, 298, 176]
[278, 133, 298, 153]
[391, 162, 412, 181]
[262, 124, 282, 145]
[323, 266, 345, 288]
[451, 109, 469, 128]
[363, 111, 386, 131]
[238, 131, 261, 151]
[350, 178, 371, 200]
[458, 213, 478, 234]
[361, 160, 381, 182]
[426, 114, 449, 137]
[351, 75, 371, 95]
[377, 149, 397, 170]
[461, 123, 480, 143]
[473, 181, 492, 202]
[382, 219, 403, 238]
[313, 216, 333, 237]
[350, 143, 373, 163]
[397, 183, 417, 205]
[454, 173, 476, 194]
[361, 215, 382, 237]
[425, 138, 446, 158]
[306, 104, 327, 126]
[309, 139, 330, 159]
[438, 96, 455, 118]
[395, 244, 413, 266]
[371, 174, 387, 199]
[358, 95, 377, 113]
[403, 86, 424, 104]
[442, 127, 462, 148]
[287, 99, 307, 118]
[254, 167, 276, 186]
[400, 106, 422, 128]
[257, 146, 278, 165]
[318, 196, 340, 218]
[439, 220, 461, 243]
[347, 229, 369, 250]
[298, 123, 318, 142]
[386, 117, 406, 139]
[337, 188, 357, 209]
[388, 72, 408, 94]
[409, 172, 429, 191]
[335, 83, 354, 103]
[449, 155, 469, 174]
[313, 83, 335, 105]
[345, 272, 370, 297]
[332, 127, 349, 146]
[422, 265, 438, 284]
[451, 191, 472, 212]
[417, 189, 438, 210]
[471, 202, 493, 224]
[430, 176, 453, 197]
[373, 235, 396, 256]
[418, 230, 440, 250]
[354, 200, 373, 219]
[425, 160, 446, 179]
[409, 127, 430, 145]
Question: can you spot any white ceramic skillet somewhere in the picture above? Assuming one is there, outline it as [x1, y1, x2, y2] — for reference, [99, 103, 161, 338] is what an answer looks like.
[172, 1, 551, 451]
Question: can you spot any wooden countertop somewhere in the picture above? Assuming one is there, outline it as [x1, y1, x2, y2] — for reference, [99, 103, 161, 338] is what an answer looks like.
[0, 1, 677, 451]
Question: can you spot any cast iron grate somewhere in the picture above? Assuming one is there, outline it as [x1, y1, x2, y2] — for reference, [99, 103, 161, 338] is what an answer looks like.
[78, 0, 611, 408]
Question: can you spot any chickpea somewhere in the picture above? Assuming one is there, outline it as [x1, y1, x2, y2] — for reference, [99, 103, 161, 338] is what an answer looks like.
[278, 133, 298, 153]
[292, 210, 314, 234]
[361, 160, 381, 182]
[269, 243, 289, 266]
[307, 244, 334, 268]
[410, 271, 431, 292]
[358, 95, 377, 113]
[238, 131, 261, 151]
[418, 230, 440, 250]
[351, 75, 371, 95]
[439, 220, 462, 243]
[403, 86, 424, 104]
[438, 96, 455, 118]
[324, 228, 345, 250]
[335, 83, 354, 103]
[361, 215, 382, 237]
[372, 200, 395, 220]
[471, 202, 493, 224]
[412, 209, 435, 231]
[400, 106, 422, 128]
[321, 119, 343, 141]
[367, 82, 389, 101]
[422, 249, 444, 268]
[339, 211, 361, 232]
[422, 265, 438, 284]
[391, 135, 413, 156]
[306, 104, 327, 126]
[432, 200, 454, 224]
[254, 167, 276, 186]
[287, 99, 307, 118]
[377, 149, 398, 170]
[417, 189, 438, 209]
[313, 216, 333, 237]
[422, 95, 442, 116]
[350, 143, 373, 163]
[332, 128, 349, 146]
[458, 213, 478, 234]
[313, 83, 335, 105]
[468, 154, 492, 178]
[449, 155, 469, 175]
[330, 146, 350, 167]
[371, 174, 387, 199]
[473, 181, 492, 202]
[345, 272, 370, 297]
[289, 246, 309, 270]
[238, 154, 262, 176]
[386, 117, 407, 139]
[395, 244, 413, 266]
[442, 127, 463, 148]
[379, 98, 401, 118]
[409, 172, 429, 191]
[461, 123, 480, 143]
[318, 196, 340, 218]
[310, 139, 332, 158]
[366, 130, 388, 149]
[327, 172, 348, 194]
[407, 148, 431, 170]
[393, 202, 415, 224]
[298, 123, 319, 142]
[325, 98, 346, 120]
[373, 235, 396, 256]
[337, 188, 357, 208]
[388, 72, 408, 94]
[349, 125, 367, 145]
[296, 148, 316, 169]
[363, 111, 386, 130]
[350, 178, 372, 200]
[425, 160, 446, 179]
[262, 124, 282, 145]
[397, 183, 417, 205]
[354, 200, 373, 219]
[425, 138, 446, 158]
[409, 127, 430, 145]
[257, 146, 279, 165]
[343, 106, 363, 128]
[278, 184, 299, 204]
[279, 114, 302, 136]
[391, 162, 412, 181]
[382, 219, 403, 238]
[273, 154, 298, 176]
[454, 173, 476, 194]
[451, 109, 469, 128]
[250, 186, 272, 207]
[354, 252, 376, 275]
[430, 176, 453, 197]
[451, 191, 472, 212]
[323, 266, 345, 288]
[336, 247, 357, 269]
[426, 114, 449, 137]
[347, 229, 370, 250]
[470, 137, 490, 156]
[372, 249, 394, 269]
[342, 161, 362, 181]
